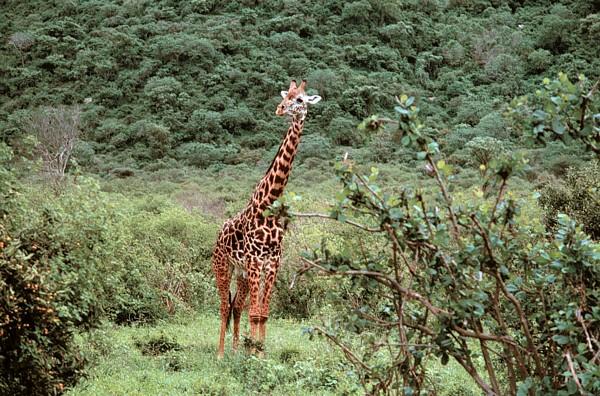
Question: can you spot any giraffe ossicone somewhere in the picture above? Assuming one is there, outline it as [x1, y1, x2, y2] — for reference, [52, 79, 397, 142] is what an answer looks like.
[212, 79, 321, 358]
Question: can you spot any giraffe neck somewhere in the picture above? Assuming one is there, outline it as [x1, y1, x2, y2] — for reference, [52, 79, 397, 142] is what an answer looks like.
[250, 115, 305, 214]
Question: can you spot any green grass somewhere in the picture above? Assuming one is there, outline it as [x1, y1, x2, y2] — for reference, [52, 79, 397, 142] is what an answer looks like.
[66, 314, 361, 396]
[66, 312, 484, 396]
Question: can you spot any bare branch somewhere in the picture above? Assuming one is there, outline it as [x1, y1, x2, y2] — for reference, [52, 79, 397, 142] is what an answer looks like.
[300, 257, 449, 316]
[426, 155, 460, 243]
[565, 350, 586, 396]
[27, 105, 81, 190]
[313, 326, 379, 380]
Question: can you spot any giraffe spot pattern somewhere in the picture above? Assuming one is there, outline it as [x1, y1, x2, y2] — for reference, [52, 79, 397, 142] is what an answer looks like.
[212, 80, 319, 357]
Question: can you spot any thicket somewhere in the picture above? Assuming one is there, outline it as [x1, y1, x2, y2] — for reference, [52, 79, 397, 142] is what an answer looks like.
[291, 90, 599, 395]
[0, 145, 220, 394]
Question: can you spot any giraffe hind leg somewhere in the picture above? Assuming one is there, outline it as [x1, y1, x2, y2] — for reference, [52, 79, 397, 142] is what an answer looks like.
[258, 256, 281, 352]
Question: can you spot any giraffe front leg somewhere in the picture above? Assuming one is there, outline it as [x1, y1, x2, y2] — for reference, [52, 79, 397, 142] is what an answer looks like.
[258, 257, 281, 348]
[232, 276, 249, 352]
[247, 258, 262, 353]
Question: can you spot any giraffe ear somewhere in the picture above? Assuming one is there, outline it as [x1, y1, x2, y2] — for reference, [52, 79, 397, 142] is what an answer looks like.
[280, 91, 288, 98]
[304, 95, 322, 104]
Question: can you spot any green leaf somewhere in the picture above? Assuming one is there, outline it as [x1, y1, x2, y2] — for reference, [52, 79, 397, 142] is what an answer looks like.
[401, 135, 411, 146]
[552, 335, 570, 345]
[550, 96, 562, 106]
[552, 118, 566, 135]
[516, 378, 533, 396]
[532, 110, 547, 121]
[389, 207, 403, 220]
[416, 151, 427, 160]
[427, 141, 439, 154]
[395, 106, 409, 115]
[533, 124, 545, 134]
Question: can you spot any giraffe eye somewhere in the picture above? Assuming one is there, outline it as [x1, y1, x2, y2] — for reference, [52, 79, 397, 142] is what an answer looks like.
[296, 97, 303, 103]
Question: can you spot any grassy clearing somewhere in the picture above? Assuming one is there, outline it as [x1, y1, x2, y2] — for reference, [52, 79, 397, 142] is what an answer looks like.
[66, 314, 361, 396]
[66, 312, 482, 396]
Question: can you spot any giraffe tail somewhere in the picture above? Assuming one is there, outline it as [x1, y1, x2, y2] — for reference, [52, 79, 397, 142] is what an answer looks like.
[226, 290, 237, 331]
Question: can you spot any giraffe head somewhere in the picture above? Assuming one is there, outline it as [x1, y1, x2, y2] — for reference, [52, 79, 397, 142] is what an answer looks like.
[276, 80, 321, 119]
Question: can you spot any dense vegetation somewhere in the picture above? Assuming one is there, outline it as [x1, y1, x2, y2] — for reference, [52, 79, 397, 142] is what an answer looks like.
[1, 0, 599, 395]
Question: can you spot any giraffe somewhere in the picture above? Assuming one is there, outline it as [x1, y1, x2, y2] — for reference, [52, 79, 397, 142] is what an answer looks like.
[211, 80, 321, 358]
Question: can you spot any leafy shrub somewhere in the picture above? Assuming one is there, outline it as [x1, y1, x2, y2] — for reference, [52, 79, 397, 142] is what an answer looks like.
[474, 111, 509, 139]
[296, 96, 600, 395]
[536, 5, 575, 53]
[1, 227, 86, 395]
[442, 124, 478, 154]
[152, 34, 220, 69]
[271, 266, 334, 319]
[72, 141, 96, 168]
[454, 96, 494, 126]
[175, 142, 239, 167]
[220, 106, 256, 135]
[143, 76, 183, 109]
[365, 132, 396, 163]
[539, 161, 600, 239]
[326, 116, 362, 146]
[95, 118, 127, 144]
[507, 73, 600, 154]
[484, 53, 523, 82]
[527, 48, 552, 73]
[341, 1, 372, 24]
[239, 131, 279, 149]
[189, 109, 225, 142]
[443, 40, 466, 66]
[125, 204, 218, 313]
[130, 120, 171, 159]
[463, 136, 509, 168]
[134, 333, 181, 356]
[0, 156, 100, 394]
[297, 134, 333, 163]
[306, 69, 339, 99]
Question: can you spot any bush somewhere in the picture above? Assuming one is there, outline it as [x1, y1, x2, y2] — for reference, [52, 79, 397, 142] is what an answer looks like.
[539, 161, 600, 239]
[527, 49, 552, 73]
[297, 96, 600, 395]
[143, 76, 183, 109]
[484, 53, 523, 82]
[0, 156, 100, 394]
[463, 136, 509, 168]
[175, 142, 239, 167]
[125, 204, 218, 314]
[442, 124, 478, 154]
[130, 120, 172, 159]
[1, 226, 86, 395]
[326, 116, 362, 146]
[297, 134, 333, 163]
[0, 146, 83, 395]
[188, 110, 225, 142]
[220, 106, 256, 135]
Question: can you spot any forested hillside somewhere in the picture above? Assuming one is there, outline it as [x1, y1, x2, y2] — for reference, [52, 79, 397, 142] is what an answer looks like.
[2, 0, 599, 171]
[1, 1, 600, 395]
